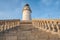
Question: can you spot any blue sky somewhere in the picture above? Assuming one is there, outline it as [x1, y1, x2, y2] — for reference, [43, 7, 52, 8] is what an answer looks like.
[0, 0, 60, 20]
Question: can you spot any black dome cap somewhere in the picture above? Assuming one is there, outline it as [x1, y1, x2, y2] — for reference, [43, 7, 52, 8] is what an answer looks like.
[25, 4, 29, 6]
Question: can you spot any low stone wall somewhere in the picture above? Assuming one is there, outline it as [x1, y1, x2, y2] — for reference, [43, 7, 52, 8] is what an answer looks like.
[32, 19, 60, 35]
[0, 19, 20, 32]
[0, 19, 60, 35]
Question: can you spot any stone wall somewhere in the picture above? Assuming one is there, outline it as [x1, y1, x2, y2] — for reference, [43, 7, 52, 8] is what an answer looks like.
[0, 19, 60, 35]
[0, 19, 20, 32]
[0, 19, 60, 40]
[32, 19, 60, 35]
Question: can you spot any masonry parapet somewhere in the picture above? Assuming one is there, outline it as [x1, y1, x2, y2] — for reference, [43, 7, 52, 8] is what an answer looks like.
[0, 19, 20, 32]
[32, 19, 60, 36]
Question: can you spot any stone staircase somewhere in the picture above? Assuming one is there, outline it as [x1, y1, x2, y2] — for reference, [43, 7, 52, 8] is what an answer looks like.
[0, 23, 60, 40]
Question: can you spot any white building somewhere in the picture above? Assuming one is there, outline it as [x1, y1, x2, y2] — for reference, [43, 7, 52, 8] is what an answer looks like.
[22, 4, 32, 21]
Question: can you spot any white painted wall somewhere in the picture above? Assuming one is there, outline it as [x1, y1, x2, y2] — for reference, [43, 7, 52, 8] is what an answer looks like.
[22, 10, 31, 20]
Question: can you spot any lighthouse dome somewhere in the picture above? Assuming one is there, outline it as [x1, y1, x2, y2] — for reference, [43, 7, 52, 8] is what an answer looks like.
[25, 4, 29, 6]
[23, 4, 32, 13]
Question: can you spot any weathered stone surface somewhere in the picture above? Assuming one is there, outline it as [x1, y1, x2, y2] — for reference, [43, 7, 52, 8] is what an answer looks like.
[0, 24, 60, 40]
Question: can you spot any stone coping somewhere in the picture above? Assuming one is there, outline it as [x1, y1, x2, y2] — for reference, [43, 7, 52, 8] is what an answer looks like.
[20, 21, 32, 24]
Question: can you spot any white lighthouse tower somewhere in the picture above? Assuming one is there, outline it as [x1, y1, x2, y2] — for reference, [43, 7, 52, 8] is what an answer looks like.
[22, 4, 32, 21]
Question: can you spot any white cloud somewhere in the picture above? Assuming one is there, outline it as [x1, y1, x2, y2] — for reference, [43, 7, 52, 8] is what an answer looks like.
[41, 0, 60, 6]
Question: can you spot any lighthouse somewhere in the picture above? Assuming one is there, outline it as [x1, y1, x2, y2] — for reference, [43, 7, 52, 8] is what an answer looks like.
[22, 4, 32, 21]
